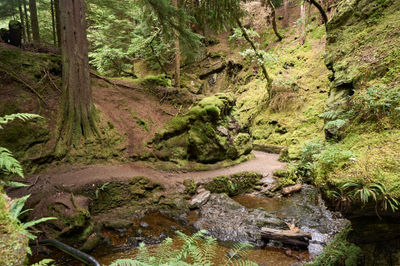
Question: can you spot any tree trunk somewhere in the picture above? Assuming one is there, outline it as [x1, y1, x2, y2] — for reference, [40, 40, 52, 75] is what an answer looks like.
[283, 0, 289, 28]
[267, 0, 282, 41]
[306, 0, 328, 26]
[299, 1, 306, 45]
[50, 0, 56, 46]
[23, 0, 30, 42]
[54, 0, 61, 47]
[28, 0, 40, 43]
[17, 0, 26, 43]
[58, 0, 98, 147]
[236, 19, 272, 91]
[172, 0, 181, 89]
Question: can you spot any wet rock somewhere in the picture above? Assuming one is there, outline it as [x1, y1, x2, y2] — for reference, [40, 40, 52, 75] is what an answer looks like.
[189, 190, 211, 209]
[194, 194, 288, 246]
[103, 219, 133, 230]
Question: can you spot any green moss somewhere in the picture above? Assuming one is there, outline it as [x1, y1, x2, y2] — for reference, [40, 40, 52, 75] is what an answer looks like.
[85, 178, 164, 215]
[205, 171, 262, 196]
[130, 110, 149, 132]
[183, 178, 197, 195]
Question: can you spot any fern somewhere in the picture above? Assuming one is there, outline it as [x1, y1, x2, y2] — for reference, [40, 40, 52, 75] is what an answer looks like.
[30, 259, 54, 266]
[110, 230, 256, 266]
[0, 147, 24, 178]
[0, 113, 42, 129]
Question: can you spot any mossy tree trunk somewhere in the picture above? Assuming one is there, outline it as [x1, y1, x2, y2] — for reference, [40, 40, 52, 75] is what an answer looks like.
[50, 0, 56, 46]
[17, 0, 26, 43]
[172, 0, 181, 89]
[54, 0, 61, 47]
[266, 0, 282, 41]
[28, 0, 40, 43]
[58, 0, 99, 148]
[306, 0, 328, 26]
[23, 0, 30, 42]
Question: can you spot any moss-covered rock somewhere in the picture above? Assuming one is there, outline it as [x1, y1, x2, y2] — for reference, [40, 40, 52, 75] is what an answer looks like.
[204, 171, 262, 196]
[183, 178, 197, 195]
[150, 93, 253, 163]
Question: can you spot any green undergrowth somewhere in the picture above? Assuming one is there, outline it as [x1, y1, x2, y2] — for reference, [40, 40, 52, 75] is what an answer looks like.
[237, 21, 329, 159]
[0, 190, 29, 265]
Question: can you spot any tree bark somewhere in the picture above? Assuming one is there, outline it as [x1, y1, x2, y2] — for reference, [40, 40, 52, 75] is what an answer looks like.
[172, 0, 181, 89]
[283, 0, 289, 28]
[299, 1, 306, 45]
[28, 0, 40, 43]
[58, 0, 98, 147]
[306, 0, 328, 26]
[54, 0, 61, 47]
[23, 0, 30, 42]
[50, 0, 56, 46]
[267, 0, 282, 41]
[17, 0, 26, 43]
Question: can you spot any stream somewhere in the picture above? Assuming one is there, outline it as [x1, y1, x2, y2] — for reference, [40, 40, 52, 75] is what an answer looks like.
[31, 185, 347, 265]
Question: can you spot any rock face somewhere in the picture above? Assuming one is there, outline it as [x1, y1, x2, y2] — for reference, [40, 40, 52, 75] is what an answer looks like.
[150, 93, 252, 163]
[193, 194, 288, 246]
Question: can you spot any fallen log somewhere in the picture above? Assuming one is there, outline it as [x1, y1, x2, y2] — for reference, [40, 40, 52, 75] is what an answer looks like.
[261, 227, 311, 249]
[282, 183, 302, 196]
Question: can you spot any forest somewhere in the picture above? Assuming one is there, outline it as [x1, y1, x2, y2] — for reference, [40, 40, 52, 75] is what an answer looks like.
[0, 0, 399, 265]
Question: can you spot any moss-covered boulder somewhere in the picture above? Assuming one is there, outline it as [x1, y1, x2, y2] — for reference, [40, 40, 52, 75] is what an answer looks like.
[204, 171, 262, 196]
[150, 93, 253, 163]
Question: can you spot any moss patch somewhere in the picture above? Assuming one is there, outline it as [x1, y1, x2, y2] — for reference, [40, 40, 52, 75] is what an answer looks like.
[205, 171, 262, 196]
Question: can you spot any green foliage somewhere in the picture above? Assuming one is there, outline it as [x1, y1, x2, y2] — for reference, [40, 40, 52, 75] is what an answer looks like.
[110, 230, 256, 266]
[294, 140, 323, 178]
[0, 113, 42, 183]
[352, 85, 400, 122]
[9, 194, 56, 241]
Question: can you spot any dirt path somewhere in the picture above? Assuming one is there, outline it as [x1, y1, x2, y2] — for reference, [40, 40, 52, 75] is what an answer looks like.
[11, 151, 285, 199]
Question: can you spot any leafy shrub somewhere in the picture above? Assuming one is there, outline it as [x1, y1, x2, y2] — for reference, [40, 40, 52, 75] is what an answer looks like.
[110, 230, 257, 266]
[316, 145, 353, 176]
[295, 140, 323, 178]
[352, 85, 400, 122]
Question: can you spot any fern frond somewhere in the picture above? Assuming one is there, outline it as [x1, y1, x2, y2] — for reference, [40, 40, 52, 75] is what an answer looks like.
[0, 113, 42, 129]
[109, 259, 144, 266]
[0, 147, 24, 178]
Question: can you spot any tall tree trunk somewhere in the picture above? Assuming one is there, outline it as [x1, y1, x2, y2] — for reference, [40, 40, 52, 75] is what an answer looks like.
[23, 0, 30, 42]
[58, 0, 98, 147]
[299, 1, 306, 45]
[267, 0, 282, 41]
[172, 0, 181, 89]
[283, 0, 289, 28]
[306, 0, 328, 26]
[54, 0, 61, 47]
[50, 0, 56, 45]
[28, 0, 40, 43]
[17, 0, 26, 43]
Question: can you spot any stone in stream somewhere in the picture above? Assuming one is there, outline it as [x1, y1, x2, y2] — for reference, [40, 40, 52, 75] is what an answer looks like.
[193, 194, 288, 247]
